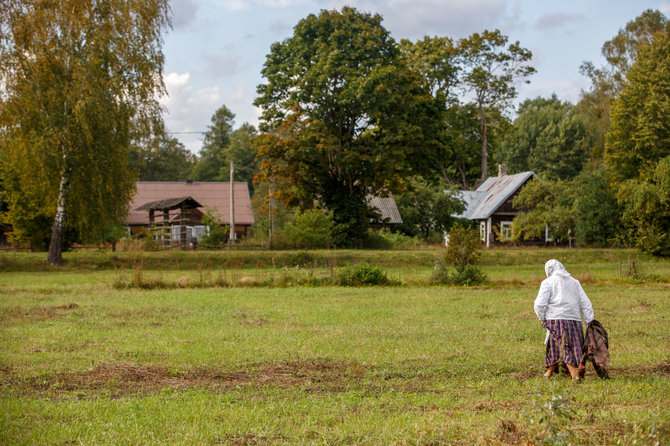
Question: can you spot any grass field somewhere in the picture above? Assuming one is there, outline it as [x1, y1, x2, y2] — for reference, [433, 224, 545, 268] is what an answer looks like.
[0, 249, 668, 444]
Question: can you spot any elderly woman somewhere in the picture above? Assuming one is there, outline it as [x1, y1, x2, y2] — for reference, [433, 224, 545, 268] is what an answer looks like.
[534, 259, 594, 381]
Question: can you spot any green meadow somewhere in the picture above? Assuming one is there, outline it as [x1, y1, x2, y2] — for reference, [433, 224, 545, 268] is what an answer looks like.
[0, 249, 668, 444]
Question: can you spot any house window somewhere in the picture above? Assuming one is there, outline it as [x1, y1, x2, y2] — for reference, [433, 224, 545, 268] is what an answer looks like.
[479, 221, 486, 241]
[500, 221, 513, 241]
[193, 225, 208, 241]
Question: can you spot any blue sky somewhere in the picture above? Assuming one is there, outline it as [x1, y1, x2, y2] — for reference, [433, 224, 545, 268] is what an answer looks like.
[162, 0, 670, 153]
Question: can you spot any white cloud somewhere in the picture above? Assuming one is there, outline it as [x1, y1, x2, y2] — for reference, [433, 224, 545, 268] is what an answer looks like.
[660, 2, 670, 14]
[161, 72, 223, 153]
[516, 76, 589, 106]
[216, 0, 251, 11]
[325, 0, 512, 39]
[203, 45, 244, 78]
[216, 0, 312, 10]
[170, 0, 199, 29]
[534, 12, 586, 32]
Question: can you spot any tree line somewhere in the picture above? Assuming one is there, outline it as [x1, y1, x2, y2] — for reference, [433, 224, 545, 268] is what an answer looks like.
[0, 2, 668, 262]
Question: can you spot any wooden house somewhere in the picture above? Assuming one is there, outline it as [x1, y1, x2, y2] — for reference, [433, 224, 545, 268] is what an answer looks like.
[127, 180, 254, 241]
[452, 166, 537, 247]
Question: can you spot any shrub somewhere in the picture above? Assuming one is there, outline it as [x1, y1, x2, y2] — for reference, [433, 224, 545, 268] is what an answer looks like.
[434, 224, 487, 286]
[364, 228, 421, 249]
[451, 265, 487, 286]
[444, 224, 481, 271]
[283, 208, 335, 249]
[200, 207, 229, 247]
[336, 263, 389, 286]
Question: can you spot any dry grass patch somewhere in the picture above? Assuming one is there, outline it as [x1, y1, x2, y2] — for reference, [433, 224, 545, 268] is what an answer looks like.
[0, 302, 79, 323]
[2, 359, 374, 397]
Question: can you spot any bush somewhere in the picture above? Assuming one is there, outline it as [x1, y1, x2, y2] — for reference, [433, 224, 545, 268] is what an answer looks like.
[200, 207, 229, 247]
[433, 224, 487, 285]
[283, 208, 335, 249]
[444, 224, 481, 271]
[451, 265, 487, 286]
[364, 228, 421, 249]
[336, 263, 389, 286]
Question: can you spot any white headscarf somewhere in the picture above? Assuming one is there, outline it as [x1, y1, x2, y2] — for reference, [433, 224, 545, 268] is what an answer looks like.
[544, 259, 571, 278]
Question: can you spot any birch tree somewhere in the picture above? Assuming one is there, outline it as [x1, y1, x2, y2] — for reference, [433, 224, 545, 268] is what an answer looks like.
[0, 0, 170, 263]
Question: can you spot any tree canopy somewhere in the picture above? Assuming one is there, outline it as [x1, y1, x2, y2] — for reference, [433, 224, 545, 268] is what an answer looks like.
[605, 30, 670, 255]
[578, 9, 669, 157]
[129, 133, 195, 181]
[190, 106, 258, 189]
[500, 96, 591, 180]
[605, 30, 670, 182]
[191, 105, 235, 182]
[253, 7, 444, 245]
[458, 30, 535, 185]
[0, 0, 170, 263]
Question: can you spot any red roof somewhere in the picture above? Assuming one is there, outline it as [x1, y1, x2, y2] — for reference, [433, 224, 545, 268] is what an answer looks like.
[127, 182, 254, 225]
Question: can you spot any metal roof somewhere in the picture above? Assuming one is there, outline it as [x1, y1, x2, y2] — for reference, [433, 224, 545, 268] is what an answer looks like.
[367, 195, 403, 224]
[454, 171, 536, 220]
[452, 190, 488, 219]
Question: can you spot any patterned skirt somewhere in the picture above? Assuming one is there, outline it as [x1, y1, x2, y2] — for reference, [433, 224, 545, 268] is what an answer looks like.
[542, 319, 584, 368]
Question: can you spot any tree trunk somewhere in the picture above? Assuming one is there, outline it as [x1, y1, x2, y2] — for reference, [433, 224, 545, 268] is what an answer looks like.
[476, 105, 488, 188]
[47, 171, 70, 265]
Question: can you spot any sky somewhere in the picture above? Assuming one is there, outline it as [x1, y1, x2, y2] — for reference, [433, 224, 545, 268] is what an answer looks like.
[162, 0, 670, 153]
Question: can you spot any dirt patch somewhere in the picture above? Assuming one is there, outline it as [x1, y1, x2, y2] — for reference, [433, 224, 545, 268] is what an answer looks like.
[234, 309, 270, 327]
[3, 359, 463, 397]
[4, 359, 371, 397]
[509, 370, 537, 380]
[218, 434, 286, 445]
[496, 418, 526, 445]
[611, 360, 670, 377]
[0, 302, 79, 322]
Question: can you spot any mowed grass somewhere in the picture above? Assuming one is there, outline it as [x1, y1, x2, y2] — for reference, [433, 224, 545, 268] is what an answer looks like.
[0, 250, 668, 444]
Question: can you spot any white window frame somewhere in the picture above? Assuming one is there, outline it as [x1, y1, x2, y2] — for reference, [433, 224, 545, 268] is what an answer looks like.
[500, 221, 513, 241]
[479, 221, 486, 241]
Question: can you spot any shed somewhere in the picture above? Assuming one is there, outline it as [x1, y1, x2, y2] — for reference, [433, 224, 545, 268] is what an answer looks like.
[134, 196, 203, 247]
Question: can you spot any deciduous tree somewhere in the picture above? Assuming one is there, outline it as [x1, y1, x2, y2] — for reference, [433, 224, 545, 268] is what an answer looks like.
[605, 31, 670, 255]
[396, 179, 463, 241]
[458, 30, 535, 186]
[254, 7, 444, 245]
[574, 165, 621, 247]
[605, 31, 670, 182]
[216, 123, 258, 188]
[511, 178, 576, 244]
[0, 0, 170, 263]
[578, 9, 669, 158]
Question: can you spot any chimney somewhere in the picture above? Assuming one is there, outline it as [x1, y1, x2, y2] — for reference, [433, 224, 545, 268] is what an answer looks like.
[498, 164, 507, 177]
[185, 178, 193, 184]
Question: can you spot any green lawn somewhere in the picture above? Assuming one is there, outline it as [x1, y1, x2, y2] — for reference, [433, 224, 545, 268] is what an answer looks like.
[0, 249, 668, 444]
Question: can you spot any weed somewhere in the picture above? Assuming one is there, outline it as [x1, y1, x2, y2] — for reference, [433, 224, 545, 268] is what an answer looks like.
[525, 390, 576, 445]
